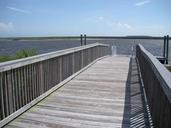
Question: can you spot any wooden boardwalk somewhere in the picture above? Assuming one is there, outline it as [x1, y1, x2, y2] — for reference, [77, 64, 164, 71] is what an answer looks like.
[4, 56, 150, 128]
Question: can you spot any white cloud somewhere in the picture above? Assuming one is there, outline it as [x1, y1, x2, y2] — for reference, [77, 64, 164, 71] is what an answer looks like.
[0, 22, 14, 32]
[98, 16, 104, 21]
[87, 17, 133, 30]
[7, 6, 31, 14]
[116, 22, 133, 30]
[106, 22, 134, 30]
[135, 0, 151, 6]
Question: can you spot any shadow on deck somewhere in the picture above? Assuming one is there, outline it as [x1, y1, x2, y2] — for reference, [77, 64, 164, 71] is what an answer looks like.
[3, 56, 152, 128]
[122, 57, 151, 128]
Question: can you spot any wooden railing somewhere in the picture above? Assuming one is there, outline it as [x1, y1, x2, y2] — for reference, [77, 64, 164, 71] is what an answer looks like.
[136, 44, 171, 128]
[0, 43, 110, 125]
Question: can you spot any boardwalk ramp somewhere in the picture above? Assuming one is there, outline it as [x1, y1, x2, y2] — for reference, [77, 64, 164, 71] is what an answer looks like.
[4, 56, 150, 128]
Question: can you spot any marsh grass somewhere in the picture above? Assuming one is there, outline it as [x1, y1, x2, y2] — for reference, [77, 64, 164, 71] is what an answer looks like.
[0, 48, 37, 62]
[167, 66, 171, 72]
[15, 48, 37, 59]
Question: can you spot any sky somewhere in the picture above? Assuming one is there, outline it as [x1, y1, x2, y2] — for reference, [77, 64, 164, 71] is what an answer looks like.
[0, 0, 171, 37]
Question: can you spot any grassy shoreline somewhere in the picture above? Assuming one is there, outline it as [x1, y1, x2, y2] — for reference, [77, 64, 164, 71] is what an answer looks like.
[167, 66, 171, 72]
[0, 48, 37, 62]
[0, 35, 168, 41]
[0, 36, 80, 41]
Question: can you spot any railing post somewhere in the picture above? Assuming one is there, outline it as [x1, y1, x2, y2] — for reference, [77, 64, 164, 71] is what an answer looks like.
[81, 50, 84, 68]
[59, 57, 62, 82]
[166, 35, 169, 64]
[0, 72, 5, 120]
[39, 62, 44, 94]
[80, 34, 83, 46]
[7, 70, 14, 115]
[163, 36, 166, 58]
[84, 34, 86, 45]
[72, 52, 75, 74]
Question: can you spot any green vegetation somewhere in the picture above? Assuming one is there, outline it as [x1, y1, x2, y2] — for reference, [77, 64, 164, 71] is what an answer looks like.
[0, 36, 80, 41]
[0, 48, 37, 62]
[0, 55, 14, 62]
[15, 48, 37, 58]
[167, 66, 171, 72]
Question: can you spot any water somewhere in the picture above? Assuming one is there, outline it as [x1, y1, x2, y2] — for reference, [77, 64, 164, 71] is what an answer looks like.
[0, 39, 170, 63]
[0, 39, 80, 55]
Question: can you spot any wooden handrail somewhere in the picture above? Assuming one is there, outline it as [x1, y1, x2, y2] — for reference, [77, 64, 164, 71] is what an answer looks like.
[0, 43, 110, 126]
[136, 44, 171, 128]
[0, 43, 109, 72]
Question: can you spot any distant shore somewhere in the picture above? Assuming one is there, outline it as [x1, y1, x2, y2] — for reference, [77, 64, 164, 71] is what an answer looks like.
[0, 36, 80, 41]
[0, 35, 169, 42]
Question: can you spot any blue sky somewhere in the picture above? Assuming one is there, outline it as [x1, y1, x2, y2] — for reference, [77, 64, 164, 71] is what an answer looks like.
[0, 0, 171, 37]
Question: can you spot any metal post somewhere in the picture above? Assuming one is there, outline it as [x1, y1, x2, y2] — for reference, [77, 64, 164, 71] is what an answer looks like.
[84, 34, 86, 45]
[80, 34, 83, 46]
[166, 35, 169, 64]
[163, 36, 166, 58]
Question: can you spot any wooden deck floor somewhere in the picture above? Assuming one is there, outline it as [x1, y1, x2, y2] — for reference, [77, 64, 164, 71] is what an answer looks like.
[4, 56, 150, 128]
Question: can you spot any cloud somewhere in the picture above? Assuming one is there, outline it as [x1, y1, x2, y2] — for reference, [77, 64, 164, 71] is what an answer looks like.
[116, 22, 133, 30]
[98, 16, 104, 21]
[0, 22, 14, 32]
[7, 6, 31, 14]
[107, 22, 134, 30]
[135, 0, 151, 6]
[86, 17, 134, 31]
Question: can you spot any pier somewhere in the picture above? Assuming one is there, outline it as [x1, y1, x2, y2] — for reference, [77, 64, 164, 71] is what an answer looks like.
[0, 43, 171, 128]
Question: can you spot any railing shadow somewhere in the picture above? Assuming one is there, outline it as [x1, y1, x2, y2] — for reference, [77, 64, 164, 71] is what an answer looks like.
[122, 57, 150, 128]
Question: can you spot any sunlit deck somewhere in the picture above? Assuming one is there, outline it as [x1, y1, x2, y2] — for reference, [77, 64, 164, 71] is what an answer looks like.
[4, 56, 151, 128]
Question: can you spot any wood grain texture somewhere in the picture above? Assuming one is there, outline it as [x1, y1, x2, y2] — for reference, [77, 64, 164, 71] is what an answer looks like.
[136, 44, 171, 127]
[4, 56, 151, 128]
[0, 43, 109, 72]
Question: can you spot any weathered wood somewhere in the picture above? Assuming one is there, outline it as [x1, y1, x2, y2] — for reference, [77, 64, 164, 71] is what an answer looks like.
[4, 56, 151, 128]
[0, 72, 5, 120]
[14, 69, 19, 110]
[0, 51, 109, 127]
[0, 44, 109, 124]
[166, 35, 169, 64]
[0, 43, 109, 72]
[4, 72, 9, 117]
[136, 44, 171, 128]
[163, 36, 166, 57]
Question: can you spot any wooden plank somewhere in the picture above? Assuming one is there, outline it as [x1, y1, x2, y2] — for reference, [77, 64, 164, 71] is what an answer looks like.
[23, 67, 28, 106]
[0, 56, 108, 128]
[19, 67, 24, 107]
[3, 56, 128, 127]
[14, 69, 19, 110]
[15, 113, 122, 128]
[26, 108, 125, 123]
[4, 72, 9, 117]
[11, 70, 16, 112]
[35, 103, 127, 117]
[3, 56, 151, 128]
[0, 72, 5, 119]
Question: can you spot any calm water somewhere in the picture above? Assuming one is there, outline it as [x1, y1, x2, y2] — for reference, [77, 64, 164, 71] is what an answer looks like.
[0, 39, 170, 63]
